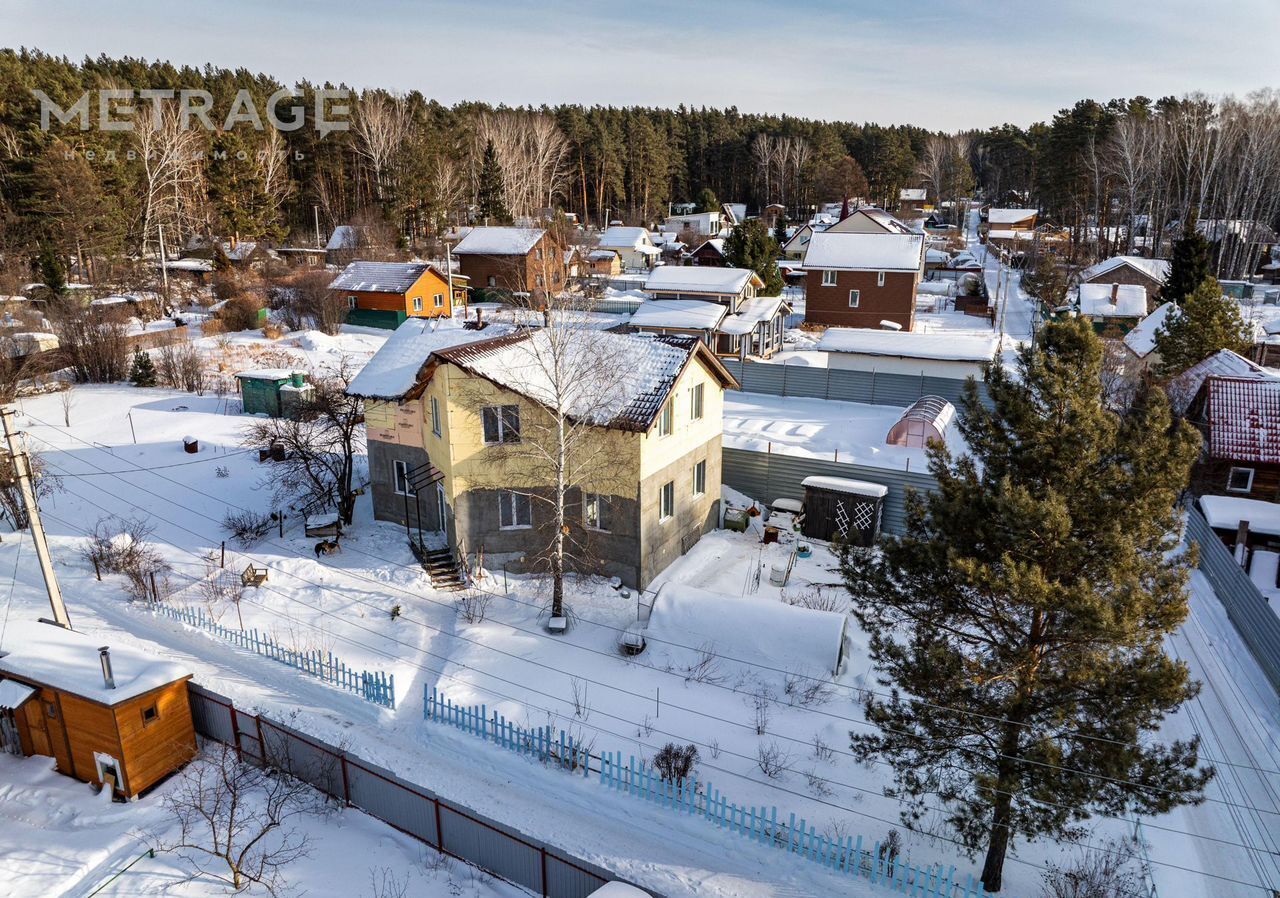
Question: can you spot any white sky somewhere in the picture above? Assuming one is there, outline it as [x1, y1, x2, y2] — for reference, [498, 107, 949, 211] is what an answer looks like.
[3, 0, 1276, 130]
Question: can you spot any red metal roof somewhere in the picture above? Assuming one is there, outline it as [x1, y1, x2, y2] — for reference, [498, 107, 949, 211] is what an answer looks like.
[1207, 376, 1280, 463]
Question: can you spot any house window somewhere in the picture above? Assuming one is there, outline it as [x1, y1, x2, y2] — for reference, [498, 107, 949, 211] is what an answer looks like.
[848, 290, 861, 308]
[141, 703, 159, 726]
[584, 493, 612, 532]
[1227, 467, 1255, 493]
[657, 400, 674, 437]
[430, 396, 441, 437]
[482, 405, 521, 444]
[434, 293, 444, 307]
[877, 271, 886, 287]
[347, 296, 358, 310]
[487, 276, 497, 287]
[821, 270, 837, 287]
[659, 481, 675, 520]
[498, 491, 532, 529]
[535, 247, 543, 261]
[393, 460, 416, 496]
[689, 383, 704, 420]
[693, 460, 706, 497]
[412, 297, 423, 312]
[535, 274, 545, 288]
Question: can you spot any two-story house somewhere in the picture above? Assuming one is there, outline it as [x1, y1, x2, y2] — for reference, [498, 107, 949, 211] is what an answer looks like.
[328, 261, 465, 329]
[451, 227, 563, 298]
[801, 231, 925, 329]
[349, 324, 738, 588]
[638, 266, 788, 359]
[596, 226, 661, 271]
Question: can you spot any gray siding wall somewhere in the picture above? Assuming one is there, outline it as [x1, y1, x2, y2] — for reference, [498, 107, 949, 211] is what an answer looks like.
[722, 446, 937, 536]
[720, 359, 991, 409]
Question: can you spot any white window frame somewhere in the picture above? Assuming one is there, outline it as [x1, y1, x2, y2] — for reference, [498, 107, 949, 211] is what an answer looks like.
[692, 460, 706, 497]
[821, 269, 837, 287]
[848, 289, 861, 308]
[482, 405, 521, 445]
[487, 275, 497, 287]
[1227, 467, 1255, 493]
[689, 383, 704, 420]
[877, 270, 886, 287]
[584, 493, 611, 532]
[657, 400, 674, 437]
[347, 295, 358, 310]
[498, 490, 532, 529]
[393, 459, 416, 497]
[659, 480, 675, 521]
[434, 292, 444, 307]
[430, 396, 442, 437]
[412, 296, 423, 312]
[535, 274, 545, 288]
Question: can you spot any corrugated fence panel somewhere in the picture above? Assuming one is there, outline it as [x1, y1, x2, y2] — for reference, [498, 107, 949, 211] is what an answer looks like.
[259, 719, 344, 799]
[726, 359, 992, 409]
[439, 804, 543, 893]
[346, 762, 440, 845]
[722, 447, 937, 536]
[545, 853, 611, 898]
[187, 684, 235, 744]
[1186, 507, 1280, 694]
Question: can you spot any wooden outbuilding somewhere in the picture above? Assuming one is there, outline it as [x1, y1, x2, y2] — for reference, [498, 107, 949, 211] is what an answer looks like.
[799, 476, 887, 547]
[0, 620, 195, 798]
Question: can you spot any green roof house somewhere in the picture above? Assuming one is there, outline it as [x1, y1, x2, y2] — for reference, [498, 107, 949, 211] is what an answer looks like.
[236, 369, 311, 417]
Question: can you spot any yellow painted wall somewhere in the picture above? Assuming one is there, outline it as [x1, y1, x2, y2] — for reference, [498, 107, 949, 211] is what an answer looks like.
[638, 357, 726, 480]
[343, 269, 454, 319]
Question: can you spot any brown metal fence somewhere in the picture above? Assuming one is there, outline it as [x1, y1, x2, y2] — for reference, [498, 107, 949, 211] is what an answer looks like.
[187, 683, 629, 898]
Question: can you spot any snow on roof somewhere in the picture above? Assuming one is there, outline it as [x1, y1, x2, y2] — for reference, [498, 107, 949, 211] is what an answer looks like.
[817, 328, 998, 362]
[0, 619, 191, 706]
[801, 476, 889, 498]
[346, 318, 516, 400]
[326, 225, 359, 251]
[451, 227, 546, 256]
[1167, 349, 1272, 415]
[1080, 255, 1171, 285]
[1123, 302, 1178, 358]
[718, 296, 787, 336]
[801, 232, 925, 272]
[646, 582, 846, 677]
[1199, 494, 1280, 536]
[899, 188, 927, 202]
[1207, 376, 1280, 463]
[328, 261, 434, 294]
[629, 299, 727, 331]
[988, 207, 1038, 224]
[0, 678, 36, 709]
[691, 238, 726, 257]
[1078, 282, 1147, 319]
[597, 227, 653, 251]
[643, 266, 759, 296]
[164, 259, 214, 272]
[235, 368, 302, 381]
[925, 248, 950, 263]
[986, 229, 1037, 241]
[437, 330, 703, 432]
[221, 241, 259, 261]
[89, 294, 135, 306]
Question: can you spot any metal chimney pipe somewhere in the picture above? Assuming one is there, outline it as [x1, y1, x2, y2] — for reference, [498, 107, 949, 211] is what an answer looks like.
[1111, 282, 1119, 301]
[99, 646, 116, 689]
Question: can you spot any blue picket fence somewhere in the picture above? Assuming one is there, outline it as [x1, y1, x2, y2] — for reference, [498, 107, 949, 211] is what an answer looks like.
[425, 688, 1000, 898]
[154, 603, 396, 709]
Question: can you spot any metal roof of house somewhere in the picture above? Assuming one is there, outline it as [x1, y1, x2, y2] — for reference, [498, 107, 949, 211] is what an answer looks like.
[1208, 376, 1280, 463]
[988, 208, 1038, 224]
[346, 318, 516, 400]
[451, 227, 546, 255]
[1167, 349, 1272, 415]
[328, 262, 436, 294]
[597, 226, 654, 251]
[801, 232, 925, 272]
[1079, 255, 1171, 285]
[1078, 282, 1148, 319]
[643, 265, 760, 295]
[629, 299, 727, 331]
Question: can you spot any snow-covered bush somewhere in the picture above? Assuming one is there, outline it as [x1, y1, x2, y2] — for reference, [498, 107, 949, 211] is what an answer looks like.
[653, 742, 698, 784]
[81, 515, 169, 601]
[222, 509, 273, 547]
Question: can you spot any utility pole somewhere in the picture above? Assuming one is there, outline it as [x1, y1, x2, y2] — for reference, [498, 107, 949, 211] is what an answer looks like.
[1, 408, 71, 628]
[157, 222, 171, 306]
[313, 205, 322, 249]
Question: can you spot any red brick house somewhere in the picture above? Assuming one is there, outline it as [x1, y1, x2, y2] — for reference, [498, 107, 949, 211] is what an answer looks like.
[801, 231, 925, 329]
[451, 227, 564, 298]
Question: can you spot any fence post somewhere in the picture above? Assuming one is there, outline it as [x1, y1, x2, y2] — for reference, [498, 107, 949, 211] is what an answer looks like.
[340, 754, 351, 807]
[540, 846, 549, 898]
[433, 797, 443, 851]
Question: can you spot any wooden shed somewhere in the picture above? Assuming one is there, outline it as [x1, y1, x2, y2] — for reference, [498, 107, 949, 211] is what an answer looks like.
[886, 395, 955, 448]
[799, 476, 887, 547]
[0, 620, 195, 799]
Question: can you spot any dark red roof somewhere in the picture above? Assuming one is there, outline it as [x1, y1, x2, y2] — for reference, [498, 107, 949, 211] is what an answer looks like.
[1207, 376, 1280, 463]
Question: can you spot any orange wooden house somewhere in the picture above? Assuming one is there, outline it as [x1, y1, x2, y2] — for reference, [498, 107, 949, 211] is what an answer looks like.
[328, 261, 467, 330]
[0, 619, 195, 798]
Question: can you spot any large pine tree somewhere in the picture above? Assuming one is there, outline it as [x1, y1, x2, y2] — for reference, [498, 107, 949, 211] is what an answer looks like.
[1154, 276, 1253, 376]
[1161, 229, 1213, 306]
[476, 140, 510, 224]
[723, 219, 783, 295]
[841, 318, 1212, 891]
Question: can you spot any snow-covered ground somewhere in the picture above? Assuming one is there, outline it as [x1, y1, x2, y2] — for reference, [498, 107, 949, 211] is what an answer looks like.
[1, 320, 1277, 898]
[0, 753, 522, 898]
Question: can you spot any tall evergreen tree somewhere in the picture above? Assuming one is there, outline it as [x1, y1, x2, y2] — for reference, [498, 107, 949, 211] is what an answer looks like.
[841, 318, 1211, 891]
[772, 213, 788, 247]
[129, 348, 157, 387]
[723, 219, 783, 295]
[1154, 277, 1253, 376]
[36, 245, 65, 294]
[1162, 229, 1213, 306]
[694, 186, 719, 213]
[476, 139, 510, 224]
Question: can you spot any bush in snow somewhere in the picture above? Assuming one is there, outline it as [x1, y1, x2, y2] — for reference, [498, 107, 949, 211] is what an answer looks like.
[653, 742, 698, 784]
[784, 584, 848, 614]
[457, 589, 491, 624]
[756, 741, 791, 779]
[222, 509, 274, 548]
[81, 515, 169, 601]
[1041, 837, 1147, 898]
[783, 670, 834, 708]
